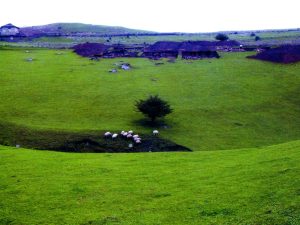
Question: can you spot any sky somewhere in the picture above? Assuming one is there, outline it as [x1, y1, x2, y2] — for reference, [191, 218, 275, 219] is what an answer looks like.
[1, 0, 299, 32]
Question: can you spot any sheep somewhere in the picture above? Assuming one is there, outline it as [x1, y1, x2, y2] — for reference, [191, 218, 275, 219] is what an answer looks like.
[112, 133, 118, 139]
[104, 131, 112, 137]
[121, 131, 125, 135]
[133, 136, 141, 141]
[128, 130, 133, 134]
[135, 139, 141, 144]
[122, 132, 128, 137]
[133, 134, 139, 139]
[127, 134, 133, 138]
[153, 130, 159, 135]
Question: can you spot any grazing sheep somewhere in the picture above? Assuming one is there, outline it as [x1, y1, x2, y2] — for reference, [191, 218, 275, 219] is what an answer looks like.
[104, 131, 112, 137]
[127, 134, 133, 138]
[128, 130, 133, 134]
[121, 131, 125, 135]
[123, 132, 128, 137]
[135, 139, 141, 144]
[112, 133, 118, 139]
[133, 137, 142, 140]
[133, 134, 139, 139]
[153, 130, 159, 135]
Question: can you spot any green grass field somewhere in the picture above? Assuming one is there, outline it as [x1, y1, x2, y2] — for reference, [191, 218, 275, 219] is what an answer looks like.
[0, 48, 300, 224]
[1, 141, 300, 225]
[0, 48, 300, 150]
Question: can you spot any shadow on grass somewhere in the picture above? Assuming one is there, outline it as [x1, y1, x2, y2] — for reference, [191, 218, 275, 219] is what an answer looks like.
[0, 121, 191, 153]
[132, 118, 176, 130]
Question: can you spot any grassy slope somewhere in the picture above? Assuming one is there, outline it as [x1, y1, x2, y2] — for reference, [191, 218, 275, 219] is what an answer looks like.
[21, 23, 151, 35]
[0, 48, 300, 151]
[0, 141, 299, 224]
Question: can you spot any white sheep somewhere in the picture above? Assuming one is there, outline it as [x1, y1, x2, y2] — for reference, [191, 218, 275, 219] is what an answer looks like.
[123, 132, 128, 137]
[127, 134, 133, 138]
[153, 130, 159, 135]
[121, 131, 125, 135]
[135, 139, 141, 144]
[133, 134, 139, 139]
[134, 136, 141, 141]
[104, 131, 112, 137]
[128, 130, 133, 134]
[112, 133, 118, 139]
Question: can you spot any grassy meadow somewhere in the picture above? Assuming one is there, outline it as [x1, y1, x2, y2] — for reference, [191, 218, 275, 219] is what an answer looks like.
[0, 47, 300, 224]
[0, 141, 299, 224]
[0, 48, 300, 150]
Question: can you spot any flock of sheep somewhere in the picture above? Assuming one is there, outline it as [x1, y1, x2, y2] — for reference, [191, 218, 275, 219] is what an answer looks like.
[104, 130, 159, 144]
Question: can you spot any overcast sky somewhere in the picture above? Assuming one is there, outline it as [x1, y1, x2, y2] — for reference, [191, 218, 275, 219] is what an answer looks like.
[1, 0, 299, 32]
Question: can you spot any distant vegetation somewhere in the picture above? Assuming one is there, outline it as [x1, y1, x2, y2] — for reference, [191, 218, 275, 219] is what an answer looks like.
[255, 36, 261, 41]
[215, 33, 229, 41]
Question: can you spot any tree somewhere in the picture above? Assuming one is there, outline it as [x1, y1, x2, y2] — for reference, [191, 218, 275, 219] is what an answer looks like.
[135, 95, 172, 122]
[215, 33, 229, 41]
[255, 36, 261, 41]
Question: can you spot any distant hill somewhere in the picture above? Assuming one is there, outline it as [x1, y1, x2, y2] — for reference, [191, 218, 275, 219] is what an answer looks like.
[20, 23, 153, 36]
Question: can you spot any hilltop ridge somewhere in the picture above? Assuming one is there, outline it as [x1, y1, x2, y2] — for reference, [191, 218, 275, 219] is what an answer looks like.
[20, 23, 153, 36]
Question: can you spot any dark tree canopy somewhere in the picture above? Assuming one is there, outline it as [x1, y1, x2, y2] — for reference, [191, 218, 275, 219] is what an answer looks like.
[135, 95, 172, 122]
[215, 33, 229, 41]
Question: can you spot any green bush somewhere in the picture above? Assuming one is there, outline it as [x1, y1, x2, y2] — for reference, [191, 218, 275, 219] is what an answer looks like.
[135, 95, 172, 123]
[255, 36, 261, 41]
[215, 33, 229, 41]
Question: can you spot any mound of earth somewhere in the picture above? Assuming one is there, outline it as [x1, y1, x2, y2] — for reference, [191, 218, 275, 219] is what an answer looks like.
[0, 122, 191, 153]
[248, 45, 300, 64]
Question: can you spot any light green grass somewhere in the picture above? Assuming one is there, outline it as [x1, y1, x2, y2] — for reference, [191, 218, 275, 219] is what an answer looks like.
[0, 48, 300, 150]
[0, 141, 299, 224]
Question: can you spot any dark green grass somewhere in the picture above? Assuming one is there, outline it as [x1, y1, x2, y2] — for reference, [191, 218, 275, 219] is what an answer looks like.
[0, 141, 299, 224]
[0, 121, 191, 153]
[0, 48, 300, 150]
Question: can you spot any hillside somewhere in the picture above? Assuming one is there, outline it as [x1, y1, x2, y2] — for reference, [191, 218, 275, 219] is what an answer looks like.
[0, 48, 299, 151]
[0, 140, 299, 224]
[1, 37, 300, 225]
[20, 23, 152, 36]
